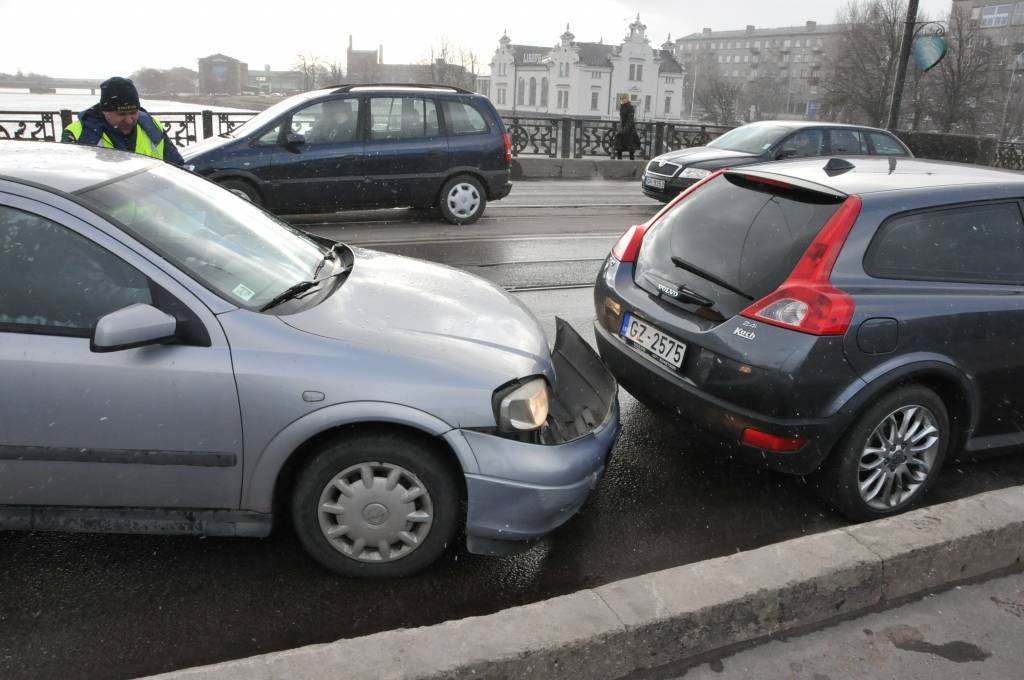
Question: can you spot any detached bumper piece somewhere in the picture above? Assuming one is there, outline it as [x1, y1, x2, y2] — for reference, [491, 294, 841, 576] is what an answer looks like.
[544, 317, 618, 444]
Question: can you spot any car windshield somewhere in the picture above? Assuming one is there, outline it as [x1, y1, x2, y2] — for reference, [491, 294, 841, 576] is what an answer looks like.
[78, 165, 325, 310]
[227, 94, 318, 137]
[707, 125, 790, 154]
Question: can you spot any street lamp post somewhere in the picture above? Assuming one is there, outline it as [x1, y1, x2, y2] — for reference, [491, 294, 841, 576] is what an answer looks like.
[886, 0, 920, 130]
[999, 51, 1024, 141]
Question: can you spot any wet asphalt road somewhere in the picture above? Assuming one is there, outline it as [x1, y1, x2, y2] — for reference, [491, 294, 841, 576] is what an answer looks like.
[3, 181, 1024, 680]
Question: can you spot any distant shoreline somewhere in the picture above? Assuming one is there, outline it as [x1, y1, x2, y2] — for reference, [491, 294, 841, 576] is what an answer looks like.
[155, 94, 287, 111]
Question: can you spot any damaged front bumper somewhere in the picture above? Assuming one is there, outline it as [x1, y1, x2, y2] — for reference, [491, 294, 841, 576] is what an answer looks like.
[449, 317, 620, 556]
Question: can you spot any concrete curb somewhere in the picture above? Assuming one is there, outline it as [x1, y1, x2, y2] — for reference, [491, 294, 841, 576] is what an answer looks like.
[512, 158, 647, 181]
[143, 486, 1024, 680]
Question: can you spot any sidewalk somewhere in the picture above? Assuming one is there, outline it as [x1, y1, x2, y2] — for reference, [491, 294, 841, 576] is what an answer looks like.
[677, 571, 1024, 679]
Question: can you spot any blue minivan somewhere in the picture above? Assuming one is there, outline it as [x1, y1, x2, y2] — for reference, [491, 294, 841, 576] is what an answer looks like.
[183, 84, 512, 224]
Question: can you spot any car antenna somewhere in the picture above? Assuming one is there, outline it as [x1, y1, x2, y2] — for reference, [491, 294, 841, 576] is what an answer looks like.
[824, 158, 855, 177]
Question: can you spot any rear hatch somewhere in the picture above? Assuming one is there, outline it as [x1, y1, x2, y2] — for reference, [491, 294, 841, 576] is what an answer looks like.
[634, 172, 846, 330]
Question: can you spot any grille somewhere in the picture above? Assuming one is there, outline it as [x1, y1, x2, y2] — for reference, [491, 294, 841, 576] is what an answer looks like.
[645, 160, 681, 177]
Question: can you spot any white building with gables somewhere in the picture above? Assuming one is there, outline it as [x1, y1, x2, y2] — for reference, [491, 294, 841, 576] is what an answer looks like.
[476, 16, 686, 121]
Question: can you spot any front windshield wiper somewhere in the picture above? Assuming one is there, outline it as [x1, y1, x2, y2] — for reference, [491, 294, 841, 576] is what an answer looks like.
[312, 242, 346, 280]
[259, 280, 319, 312]
[671, 256, 754, 301]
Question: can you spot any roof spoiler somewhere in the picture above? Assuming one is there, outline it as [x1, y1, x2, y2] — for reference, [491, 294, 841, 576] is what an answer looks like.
[725, 168, 848, 200]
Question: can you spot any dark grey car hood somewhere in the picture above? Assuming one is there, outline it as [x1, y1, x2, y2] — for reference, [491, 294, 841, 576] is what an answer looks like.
[654, 146, 760, 167]
[281, 247, 552, 381]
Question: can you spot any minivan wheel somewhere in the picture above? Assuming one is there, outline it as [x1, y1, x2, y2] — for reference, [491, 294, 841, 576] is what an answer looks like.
[439, 175, 486, 225]
[814, 385, 949, 521]
[219, 179, 262, 206]
[291, 431, 459, 578]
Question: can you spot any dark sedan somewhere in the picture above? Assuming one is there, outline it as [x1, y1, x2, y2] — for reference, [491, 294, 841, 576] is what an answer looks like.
[641, 121, 912, 202]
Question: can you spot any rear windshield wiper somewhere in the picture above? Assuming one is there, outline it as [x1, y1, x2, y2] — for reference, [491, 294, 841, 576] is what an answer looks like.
[671, 256, 754, 301]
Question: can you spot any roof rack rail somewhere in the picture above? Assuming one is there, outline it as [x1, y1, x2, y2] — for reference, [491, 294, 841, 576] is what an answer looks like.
[326, 83, 475, 95]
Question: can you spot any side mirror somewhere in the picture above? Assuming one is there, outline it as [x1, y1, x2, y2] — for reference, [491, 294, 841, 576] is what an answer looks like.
[285, 132, 306, 149]
[91, 304, 177, 353]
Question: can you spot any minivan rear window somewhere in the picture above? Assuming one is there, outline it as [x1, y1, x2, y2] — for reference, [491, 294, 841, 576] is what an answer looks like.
[635, 174, 843, 321]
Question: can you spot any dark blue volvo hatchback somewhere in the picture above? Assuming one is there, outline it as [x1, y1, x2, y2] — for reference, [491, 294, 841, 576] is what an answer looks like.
[183, 84, 512, 224]
[596, 157, 1024, 520]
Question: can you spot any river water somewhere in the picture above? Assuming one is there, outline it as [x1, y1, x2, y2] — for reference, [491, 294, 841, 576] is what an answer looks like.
[0, 88, 251, 113]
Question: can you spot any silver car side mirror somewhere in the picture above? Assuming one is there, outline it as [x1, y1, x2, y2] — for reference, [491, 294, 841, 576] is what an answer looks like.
[91, 304, 177, 353]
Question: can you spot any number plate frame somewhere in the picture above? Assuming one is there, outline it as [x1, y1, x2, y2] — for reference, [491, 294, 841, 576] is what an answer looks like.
[644, 175, 666, 189]
[619, 313, 687, 370]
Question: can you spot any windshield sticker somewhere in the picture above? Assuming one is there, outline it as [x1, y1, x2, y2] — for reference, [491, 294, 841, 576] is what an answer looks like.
[232, 284, 256, 301]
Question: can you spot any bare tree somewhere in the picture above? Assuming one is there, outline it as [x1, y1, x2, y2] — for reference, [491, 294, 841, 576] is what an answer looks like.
[696, 71, 745, 125]
[325, 61, 344, 85]
[422, 38, 479, 89]
[825, 0, 908, 126]
[926, 5, 999, 132]
[294, 54, 322, 91]
[743, 74, 788, 120]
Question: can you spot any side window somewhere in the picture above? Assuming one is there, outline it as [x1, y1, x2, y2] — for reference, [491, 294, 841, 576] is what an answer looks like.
[253, 123, 282, 146]
[868, 132, 908, 156]
[778, 129, 823, 158]
[0, 206, 151, 334]
[828, 129, 868, 155]
[298, 99, 359, 145]
[865, 203, 1024, 285]
[444, 101, 491, 135]
[369, 97, 439, 141]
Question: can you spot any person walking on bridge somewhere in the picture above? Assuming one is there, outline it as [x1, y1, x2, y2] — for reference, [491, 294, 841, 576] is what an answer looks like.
[61, 77, 183, 166]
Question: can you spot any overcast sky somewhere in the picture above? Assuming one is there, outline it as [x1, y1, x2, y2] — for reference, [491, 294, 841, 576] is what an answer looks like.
[0, 0, 953, 79]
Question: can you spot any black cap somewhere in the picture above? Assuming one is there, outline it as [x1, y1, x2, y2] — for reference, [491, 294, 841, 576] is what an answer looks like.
[100, 77, 140, 113]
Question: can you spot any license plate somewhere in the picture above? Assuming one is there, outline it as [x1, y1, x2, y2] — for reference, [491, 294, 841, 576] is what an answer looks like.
[619, 313, 686, 369]
[644, 176, 666, 189]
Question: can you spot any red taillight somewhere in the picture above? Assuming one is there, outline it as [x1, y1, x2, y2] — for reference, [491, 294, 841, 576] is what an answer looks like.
[611, 169, 724, 263]
[611, 224, 647, 263]
[503, 132, 512, 164]
[741, 195, 862, 336]
[741, 428, 807, 453]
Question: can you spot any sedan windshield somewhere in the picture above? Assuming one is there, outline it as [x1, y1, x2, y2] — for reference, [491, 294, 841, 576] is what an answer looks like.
[707, 125, 790, 154]
[79, 165, 325, 310]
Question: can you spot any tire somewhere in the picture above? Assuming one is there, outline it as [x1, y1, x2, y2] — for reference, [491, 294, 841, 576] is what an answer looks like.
[218, 179, 262, 206]
[812, 384, 950, 521]
[290, 430, 459, 578]
[439, 175, 486, 225]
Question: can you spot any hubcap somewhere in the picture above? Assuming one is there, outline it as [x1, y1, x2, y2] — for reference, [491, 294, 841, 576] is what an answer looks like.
[858, 404, 940, 511]
[447, 183, 480, 218]
[317, 462, 433, 563]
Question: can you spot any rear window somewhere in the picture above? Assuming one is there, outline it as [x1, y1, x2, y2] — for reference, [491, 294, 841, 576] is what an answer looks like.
[868, 132, 908, 156]
[443, 101, 490, 135]
[865, 203, 1024, 285]
[635, 174, 843, 320]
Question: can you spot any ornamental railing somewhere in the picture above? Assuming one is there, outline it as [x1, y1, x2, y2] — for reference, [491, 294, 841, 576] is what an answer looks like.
[0, 109, 731, 159]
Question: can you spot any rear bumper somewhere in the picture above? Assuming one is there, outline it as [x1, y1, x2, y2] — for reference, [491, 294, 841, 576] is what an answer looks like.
[594, 320, 849, 475]
[458, 318, 620, 555]
[484, 169, 513, 201]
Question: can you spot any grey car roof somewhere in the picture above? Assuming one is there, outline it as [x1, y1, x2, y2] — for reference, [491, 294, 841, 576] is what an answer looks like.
[738, 157, 1024, 196]
[0, 141, 157, 194]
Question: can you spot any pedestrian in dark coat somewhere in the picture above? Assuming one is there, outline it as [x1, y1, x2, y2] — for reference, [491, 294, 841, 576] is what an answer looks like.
[614, 94, 641, 160]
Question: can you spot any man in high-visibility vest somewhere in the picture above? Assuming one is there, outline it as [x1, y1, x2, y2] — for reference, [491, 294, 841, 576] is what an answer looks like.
[61, 76, 184, 166]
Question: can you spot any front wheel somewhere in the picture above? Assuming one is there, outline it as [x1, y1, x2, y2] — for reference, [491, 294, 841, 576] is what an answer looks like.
[218, 179, 262, 206]
[439, 175, 486, 225]
[813, 384, 950, 521]
[291, 431, 459, 578]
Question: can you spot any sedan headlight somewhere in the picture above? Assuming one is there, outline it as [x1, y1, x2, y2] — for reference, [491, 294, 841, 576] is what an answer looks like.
[496, 377, 550, 431]
[680, 167, 711, 180]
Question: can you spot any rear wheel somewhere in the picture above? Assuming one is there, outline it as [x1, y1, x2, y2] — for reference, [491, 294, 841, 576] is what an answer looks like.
[439, 175, 486, 225]
[219, 179, 262, 206]
[291, 431, 459, 578]
[813, 384, 949, 521]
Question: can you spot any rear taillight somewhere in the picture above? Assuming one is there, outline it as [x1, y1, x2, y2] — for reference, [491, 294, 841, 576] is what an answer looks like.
[611, 224, 647, 263]
[741, 195, 862, 336]
[610, 169, 724, 264]
[503, 132, 512, 164]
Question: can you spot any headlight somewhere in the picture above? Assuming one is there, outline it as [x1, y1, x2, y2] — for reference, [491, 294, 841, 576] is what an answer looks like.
[496, 377, 550, 431]
[680, 167, 711, 180]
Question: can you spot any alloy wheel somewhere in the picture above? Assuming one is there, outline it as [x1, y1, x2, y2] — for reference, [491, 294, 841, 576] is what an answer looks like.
[857, 404, 941, 510]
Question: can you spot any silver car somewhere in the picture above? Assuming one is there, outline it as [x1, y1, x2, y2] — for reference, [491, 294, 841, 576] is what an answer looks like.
[0, 142, 619, 578]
